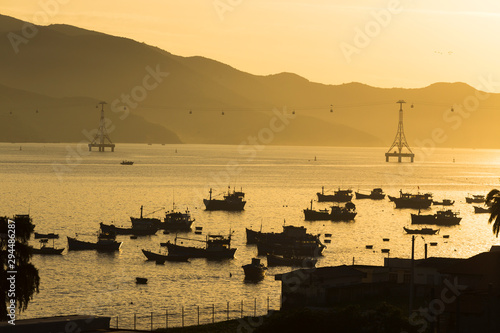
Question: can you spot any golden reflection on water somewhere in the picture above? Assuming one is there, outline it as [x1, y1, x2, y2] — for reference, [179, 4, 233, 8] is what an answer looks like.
[2, 143, 500, 324]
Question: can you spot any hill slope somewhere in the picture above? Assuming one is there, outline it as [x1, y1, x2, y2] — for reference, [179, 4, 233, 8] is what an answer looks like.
[0, 14, 498, 148]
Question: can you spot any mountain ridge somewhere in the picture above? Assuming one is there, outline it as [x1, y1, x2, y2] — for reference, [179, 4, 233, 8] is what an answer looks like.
[0, 14, 497, 148]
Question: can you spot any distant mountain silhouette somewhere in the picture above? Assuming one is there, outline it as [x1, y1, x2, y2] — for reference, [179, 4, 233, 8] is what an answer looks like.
[0, 83, 180, 144]
[1, 14, 499, 148]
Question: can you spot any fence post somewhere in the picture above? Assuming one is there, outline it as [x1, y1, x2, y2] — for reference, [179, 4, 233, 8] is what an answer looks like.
[212, 304, 215, 323]
[182, 305, 185, 327]
[166, 309, 168, 329]
[116, 316, 118, 329]
[134, 313, 136, 330]
[197, 305, 200, 325]
[151, 311, 153, 331]
[241, 300, 243, 318]
[267, 296, 270, 313]
[254, 298, 257, 317]
[227, 301, 229, 320]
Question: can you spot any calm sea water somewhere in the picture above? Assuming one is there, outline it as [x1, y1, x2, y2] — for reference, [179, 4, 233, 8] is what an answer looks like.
[3, 143, 500, 328]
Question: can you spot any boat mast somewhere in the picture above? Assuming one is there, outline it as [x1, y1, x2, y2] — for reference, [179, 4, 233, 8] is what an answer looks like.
[209, 188, 212, 200]
[140, 205, 143, 219]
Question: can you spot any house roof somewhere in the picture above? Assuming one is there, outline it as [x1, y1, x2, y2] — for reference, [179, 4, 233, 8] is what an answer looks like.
[440, 251, 500, 277]
[415, 257, 466, 269]
[384, 257, 465, 269]
[275, 265, 365, 281]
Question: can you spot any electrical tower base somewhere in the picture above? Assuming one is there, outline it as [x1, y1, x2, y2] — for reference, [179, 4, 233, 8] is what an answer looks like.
[88, 143, 115, 152]
[385, 152, 414, 163]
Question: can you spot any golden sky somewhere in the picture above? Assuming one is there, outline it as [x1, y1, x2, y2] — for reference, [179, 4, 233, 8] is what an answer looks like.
[2, 0, 500, 90]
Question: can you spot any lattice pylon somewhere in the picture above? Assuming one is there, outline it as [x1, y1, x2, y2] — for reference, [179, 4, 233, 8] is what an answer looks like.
[385, 100, 414, 162]
[88, 101, 115, 152]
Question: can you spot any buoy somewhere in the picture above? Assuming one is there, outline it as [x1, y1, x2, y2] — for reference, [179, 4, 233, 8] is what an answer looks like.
[136, 277, 148, 284]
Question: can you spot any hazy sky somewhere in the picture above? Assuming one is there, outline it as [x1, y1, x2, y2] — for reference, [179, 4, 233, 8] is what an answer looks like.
[3, 0, 500, 89]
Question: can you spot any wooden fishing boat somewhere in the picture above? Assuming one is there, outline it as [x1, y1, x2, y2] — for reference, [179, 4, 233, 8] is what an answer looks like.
[242, 258, 267, 281]
[163, 234, 236, 259]
[403, 227, 439, 235]
[141, 249, 189, 262]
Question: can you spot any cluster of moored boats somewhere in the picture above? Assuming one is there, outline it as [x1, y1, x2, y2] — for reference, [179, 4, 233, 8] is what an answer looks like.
[303, 187, 492, 235]
[18, 186, 494, 282]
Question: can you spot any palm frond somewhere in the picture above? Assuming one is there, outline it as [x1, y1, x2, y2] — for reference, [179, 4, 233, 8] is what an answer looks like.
[487, 189, 500, 237]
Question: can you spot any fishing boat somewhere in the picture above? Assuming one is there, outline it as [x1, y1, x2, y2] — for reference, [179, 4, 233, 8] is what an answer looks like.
[203, 187, 246, 211]
[34, 232, 59, 239]
[242, 258, 267, 281]
[141, 249, 189, 262]
[162, 209, 194, 231]
[67, 230, 122, 252]
[432, 199, 455, 206]
[266, 254, 317, 267]
[31, 239, 64, 255]
[474, 206, 491, 214]
[246, 225, 319, 245]
[354, 188, 385, 200]
[403, 227, 439, 235]
[303, 201, 356, 221]
[120, 160, 134, 165]
[163, 234, 236, 259]
[130, 205, 163, 230]
[465, 194, 485, 203]
[411, 209, 461, 226]
[392, 190, 433, 209]
[316, 186, 353, 202]
[99, 222, 157, 236]
[256, 233, 325, 257]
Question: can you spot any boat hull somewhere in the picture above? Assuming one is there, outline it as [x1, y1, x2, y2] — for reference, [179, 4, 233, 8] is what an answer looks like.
[165, 242, 236, 259]
[303, 209, 356, 221]
[317, 193, 352, 202]
[67, 236, 122, 252]
[31, 247, 64, 255]
[34, 232, 59, 239]
[100, 223, 157, 236]
[242, 264, 266, 280]
[403, 227, 439, 235]
[394, 198, 432, 209]
[203, 199, 245, 211]
[355, 192, 385, 200]
[303, 209, 331, 221]
[432, 200, 454, 206]
[141, 249, 189, 262]
[246, 227, 321, 248]
[410, 214, 461, 226]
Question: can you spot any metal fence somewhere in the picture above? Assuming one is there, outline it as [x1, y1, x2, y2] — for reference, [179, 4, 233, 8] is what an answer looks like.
[111, 297, 279, 331]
